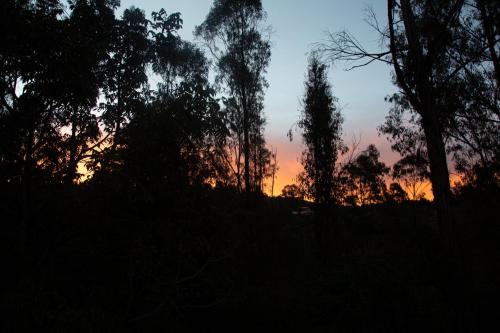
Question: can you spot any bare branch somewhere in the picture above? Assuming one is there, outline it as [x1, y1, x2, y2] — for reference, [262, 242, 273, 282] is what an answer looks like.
[316, 30, 392, 70]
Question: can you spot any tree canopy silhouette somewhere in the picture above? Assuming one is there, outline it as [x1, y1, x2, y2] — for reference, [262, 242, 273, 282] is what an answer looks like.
[319, 0, 500, 250]
[195, 0, 272, 194]
[297, 55, 343, 206]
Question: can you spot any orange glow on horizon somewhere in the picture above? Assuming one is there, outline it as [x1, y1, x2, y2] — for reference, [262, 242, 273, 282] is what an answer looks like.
[75, 134, 460, 203]
[263, 136, 461, 202]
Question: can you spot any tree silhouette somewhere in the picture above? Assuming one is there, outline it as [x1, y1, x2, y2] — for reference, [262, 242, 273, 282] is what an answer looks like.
[341, 144, 390, 206]
[1, 2, 499, 331]
[195, 0, 271, 194]
[281, 184, 303, 200]
[387, 182, 409, 203]
[98, 6, 149, 173]
[392, 153, 429, 201]
[0, 1, 62, 188]
[318, 0, 495, 250]
[297, 55, 343, 206]
[379, 94, 430, 200]
[59, 0, 118, 183]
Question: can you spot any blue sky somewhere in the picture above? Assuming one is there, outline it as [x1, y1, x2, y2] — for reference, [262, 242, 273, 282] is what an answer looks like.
[119, 0, 400, 192]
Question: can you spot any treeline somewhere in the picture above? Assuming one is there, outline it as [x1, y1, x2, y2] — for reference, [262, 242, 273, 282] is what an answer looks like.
[286, 56, 417, 206]
[2, 0, 497, 211]
[287, 2, 500, 207]
[1, 1, 499, 330]
[0, 0, 275, 203]
[317, 1, 499, 225]
[287, 1, 499, 211]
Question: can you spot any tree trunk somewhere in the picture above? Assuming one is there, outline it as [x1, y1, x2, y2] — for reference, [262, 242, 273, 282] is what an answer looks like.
[66, 110, 78, 184]
[421, 99, 472, 333]
[420, 106, 456, 250]
[242, 88, 251, 195]
[21, 121, 35, 255]
[271, 149, 277, 196]
[478, 0, 500, 87]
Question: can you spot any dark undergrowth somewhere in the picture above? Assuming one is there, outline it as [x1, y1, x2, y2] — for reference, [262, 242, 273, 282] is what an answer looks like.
[1, 185, 499, 332]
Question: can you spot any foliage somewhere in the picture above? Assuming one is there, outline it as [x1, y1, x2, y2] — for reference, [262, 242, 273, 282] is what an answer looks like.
[319, 0, 500, 248]
[386, 182, 409, 203]
[340, 145, 390, 206]
[195, 0, 272, 194]
[281, 184, 303, 200]
[1, 2, 499, 331]
[297, 55, 343, 205]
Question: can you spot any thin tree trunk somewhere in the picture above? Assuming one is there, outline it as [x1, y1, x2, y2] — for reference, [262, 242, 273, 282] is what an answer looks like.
[478, 0, 500, 87]
[242, 88, 250, 195]
[21, 121, 35, 255]
[66, 109, 78, 184]
[271, 148, 277, 196]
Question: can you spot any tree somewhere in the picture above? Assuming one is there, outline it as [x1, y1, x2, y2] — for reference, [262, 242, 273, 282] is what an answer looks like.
[57, 0, 118, 183]
[387, 182, 409, 203]
[386, 0, 464, 248]
[195, 0, 271, 194]
[99, 6, 149, 172]
[269, 147, 278, 196]
[441, 0, 500, 191]
[342, 144, 390, 206]
[0, 0, 118, 252]
[319, 4, 498, 327]
[297, 55, 343, 205]
[379, 94, 430, 200]
[476, 0, 500, 86]
[281, 184, 303, 200]
[97, 8, 230, 196]
[0, 0, 65, 188]
[319, 0, 481, 250]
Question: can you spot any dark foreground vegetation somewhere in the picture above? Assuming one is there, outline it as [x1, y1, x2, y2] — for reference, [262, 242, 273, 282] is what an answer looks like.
[1, 0, 499, 331]
[1, 185, 499, 332]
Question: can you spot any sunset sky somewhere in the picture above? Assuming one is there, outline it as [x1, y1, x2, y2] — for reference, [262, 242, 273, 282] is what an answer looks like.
[119, 0, 402, 195]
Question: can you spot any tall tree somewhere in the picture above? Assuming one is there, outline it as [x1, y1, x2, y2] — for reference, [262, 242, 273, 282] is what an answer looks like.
[100, 6, 149, 171]
[385, 0, 466, 249]
[99, 9, 229, 195]
[476, 0, 500, 86]
[60, 0, 117, 183]
[149, 9, 229, 187]
[318, 0, 484, 251]
[195, 0, 271, 194]
[0, 0, 64, 187]
[297, 56, 343, 205]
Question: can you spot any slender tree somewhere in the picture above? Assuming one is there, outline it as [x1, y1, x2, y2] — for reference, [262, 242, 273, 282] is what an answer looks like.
[195, 0, 271, 194]
[298, 55, 343, 205]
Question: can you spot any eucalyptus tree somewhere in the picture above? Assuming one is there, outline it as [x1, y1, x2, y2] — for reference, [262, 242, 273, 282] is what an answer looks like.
[379, 94, 430, 200]
[318, 0, 480, 249]
[298, 56, 343, 206]
[195, 0, 271, 194]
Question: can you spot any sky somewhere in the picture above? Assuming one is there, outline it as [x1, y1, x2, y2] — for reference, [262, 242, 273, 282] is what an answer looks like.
[119, 0, 401, 195]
